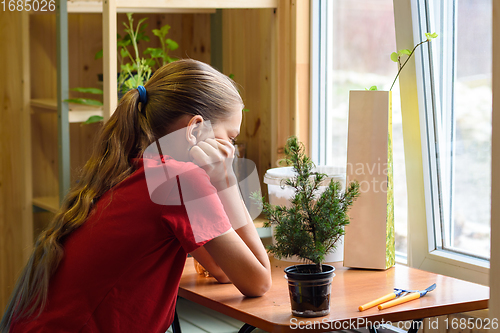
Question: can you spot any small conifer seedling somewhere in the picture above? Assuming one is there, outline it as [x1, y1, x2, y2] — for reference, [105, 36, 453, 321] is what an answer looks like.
[254, 136, 360, 272]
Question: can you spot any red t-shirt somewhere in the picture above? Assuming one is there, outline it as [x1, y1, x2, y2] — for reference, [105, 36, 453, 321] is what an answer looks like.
[10, 157, 231, 333]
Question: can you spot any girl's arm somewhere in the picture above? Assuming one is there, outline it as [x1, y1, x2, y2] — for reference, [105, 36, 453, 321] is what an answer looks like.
[211, 176, 271, 273]
[203, 228, 271, 297]
[190, 179, 272, 296]
[188, 139, 272, 296]
[189, 246, 231, 283]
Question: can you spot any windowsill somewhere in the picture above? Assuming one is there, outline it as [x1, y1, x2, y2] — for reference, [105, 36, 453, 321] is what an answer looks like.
[395, 252, 408, 266]
[413, 248, 490, 285]
[428, 248, 490, 270]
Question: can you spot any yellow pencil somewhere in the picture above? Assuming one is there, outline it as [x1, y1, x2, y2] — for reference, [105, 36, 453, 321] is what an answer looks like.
[358, 292, 397, 311]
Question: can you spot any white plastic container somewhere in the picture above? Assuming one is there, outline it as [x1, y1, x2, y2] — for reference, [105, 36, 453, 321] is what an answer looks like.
[263, 166, 346, 263]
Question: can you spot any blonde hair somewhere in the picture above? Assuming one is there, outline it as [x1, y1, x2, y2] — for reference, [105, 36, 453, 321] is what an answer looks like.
[0, 59, 242, 331]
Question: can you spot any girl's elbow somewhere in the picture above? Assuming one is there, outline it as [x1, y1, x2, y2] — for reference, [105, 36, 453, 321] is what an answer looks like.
[241, 275, 272, 297]
[254, 278, 272, 297]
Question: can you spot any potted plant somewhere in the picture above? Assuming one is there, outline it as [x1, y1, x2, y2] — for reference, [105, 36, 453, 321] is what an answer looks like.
[108, 13, 179, 97]
[65, 13, 179, 124]
[254, 136, 360, 317]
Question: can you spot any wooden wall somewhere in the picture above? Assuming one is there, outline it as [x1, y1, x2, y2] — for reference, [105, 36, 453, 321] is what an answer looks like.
[222, 8, 275, 192]
[0, 11, 33, 313]
[222, 1, 310, 195]
[275, 0, 310, 161]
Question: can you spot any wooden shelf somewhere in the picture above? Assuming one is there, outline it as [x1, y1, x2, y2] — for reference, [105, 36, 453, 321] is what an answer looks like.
[115, 0, 278, 10]
[67, 0, 217, 13]
[33, 196, 60, 214]
[31, 98, 103, 123]
[64, 0, 278, 13]
[30, 98, 58, 110]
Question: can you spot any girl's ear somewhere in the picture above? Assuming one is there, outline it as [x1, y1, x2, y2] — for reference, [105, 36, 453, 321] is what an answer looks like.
[186, 115, 204, 145]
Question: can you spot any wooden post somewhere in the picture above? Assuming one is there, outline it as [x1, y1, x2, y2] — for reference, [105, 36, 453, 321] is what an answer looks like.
[294, 0, 310, 154]
[275, 0, 310, 165]
[103, 0, 118, 119]
[0, 10, 33, 312]
[56, 0, 70, 202]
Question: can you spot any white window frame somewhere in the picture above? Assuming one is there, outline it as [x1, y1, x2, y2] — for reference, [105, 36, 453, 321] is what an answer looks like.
[490, 0, 500, 320]
[310, 0, 333, 166]
[395, 0, 490, 285]
[312, 0, 491, 284]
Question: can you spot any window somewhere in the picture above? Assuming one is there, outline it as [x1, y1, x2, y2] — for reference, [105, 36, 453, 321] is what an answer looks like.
[313, 0, 492, 279]
[312, 0, 408, 259]
[417, 0, 491, 260]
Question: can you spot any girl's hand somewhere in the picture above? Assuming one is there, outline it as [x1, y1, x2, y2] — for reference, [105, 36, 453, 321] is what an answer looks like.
[188, 138, 236, 189]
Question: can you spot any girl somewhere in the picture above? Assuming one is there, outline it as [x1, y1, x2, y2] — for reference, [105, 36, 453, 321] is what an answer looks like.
[1, 59, 272, 333]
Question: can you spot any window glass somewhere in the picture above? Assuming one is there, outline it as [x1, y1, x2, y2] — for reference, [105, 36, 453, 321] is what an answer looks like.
[426, 0, 491, 259]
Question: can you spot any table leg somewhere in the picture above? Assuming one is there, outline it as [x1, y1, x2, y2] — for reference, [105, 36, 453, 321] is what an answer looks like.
[172, 309, 182, 333]
[238, 323, 257, 333]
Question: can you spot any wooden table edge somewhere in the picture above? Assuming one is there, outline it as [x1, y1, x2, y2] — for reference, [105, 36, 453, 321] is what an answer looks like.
[178, 289, 488, 333]
[178, 257, 490, 333]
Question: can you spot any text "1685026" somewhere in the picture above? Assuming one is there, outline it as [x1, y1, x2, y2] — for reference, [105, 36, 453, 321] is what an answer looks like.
[2, 0, 55, 11]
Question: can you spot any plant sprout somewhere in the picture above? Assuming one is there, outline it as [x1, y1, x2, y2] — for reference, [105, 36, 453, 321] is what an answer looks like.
[389, 32, 438, 90]
[118, 13, 153, 93]
[368, 32, 438, 91]
[144, 24, 179, 66]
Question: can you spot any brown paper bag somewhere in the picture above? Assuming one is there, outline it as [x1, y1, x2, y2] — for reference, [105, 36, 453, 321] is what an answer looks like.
[344, 90, 395, 270]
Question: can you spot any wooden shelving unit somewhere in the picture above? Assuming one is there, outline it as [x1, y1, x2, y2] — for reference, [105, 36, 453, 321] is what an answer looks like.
[27, 1, 220, 219]
[26, 0, 309, 238]
[101, 0, 279, 118]
[32, 196, 60, 214]
[67, 0, 217, 13]
[28, 3, 104, 219]
[31, 99, 103, 123]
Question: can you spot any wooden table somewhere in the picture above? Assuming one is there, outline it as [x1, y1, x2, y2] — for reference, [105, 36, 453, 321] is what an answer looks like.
[178, 257, 489, 333]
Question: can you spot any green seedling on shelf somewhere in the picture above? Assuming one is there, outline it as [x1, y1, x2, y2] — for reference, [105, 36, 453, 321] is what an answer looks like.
[118, 13, 153, 93]
[74, 14, 180, 124]
[63, 87, 104, 124]
[144, 24, 179, 66]
[64, 87, 103, 107]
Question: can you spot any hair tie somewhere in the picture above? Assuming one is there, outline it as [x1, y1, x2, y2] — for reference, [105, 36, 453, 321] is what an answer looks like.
[137, 85, 147, 105]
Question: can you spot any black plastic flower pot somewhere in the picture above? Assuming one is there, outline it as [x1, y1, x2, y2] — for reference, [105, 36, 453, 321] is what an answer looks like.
[284, 264, 335, 317]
